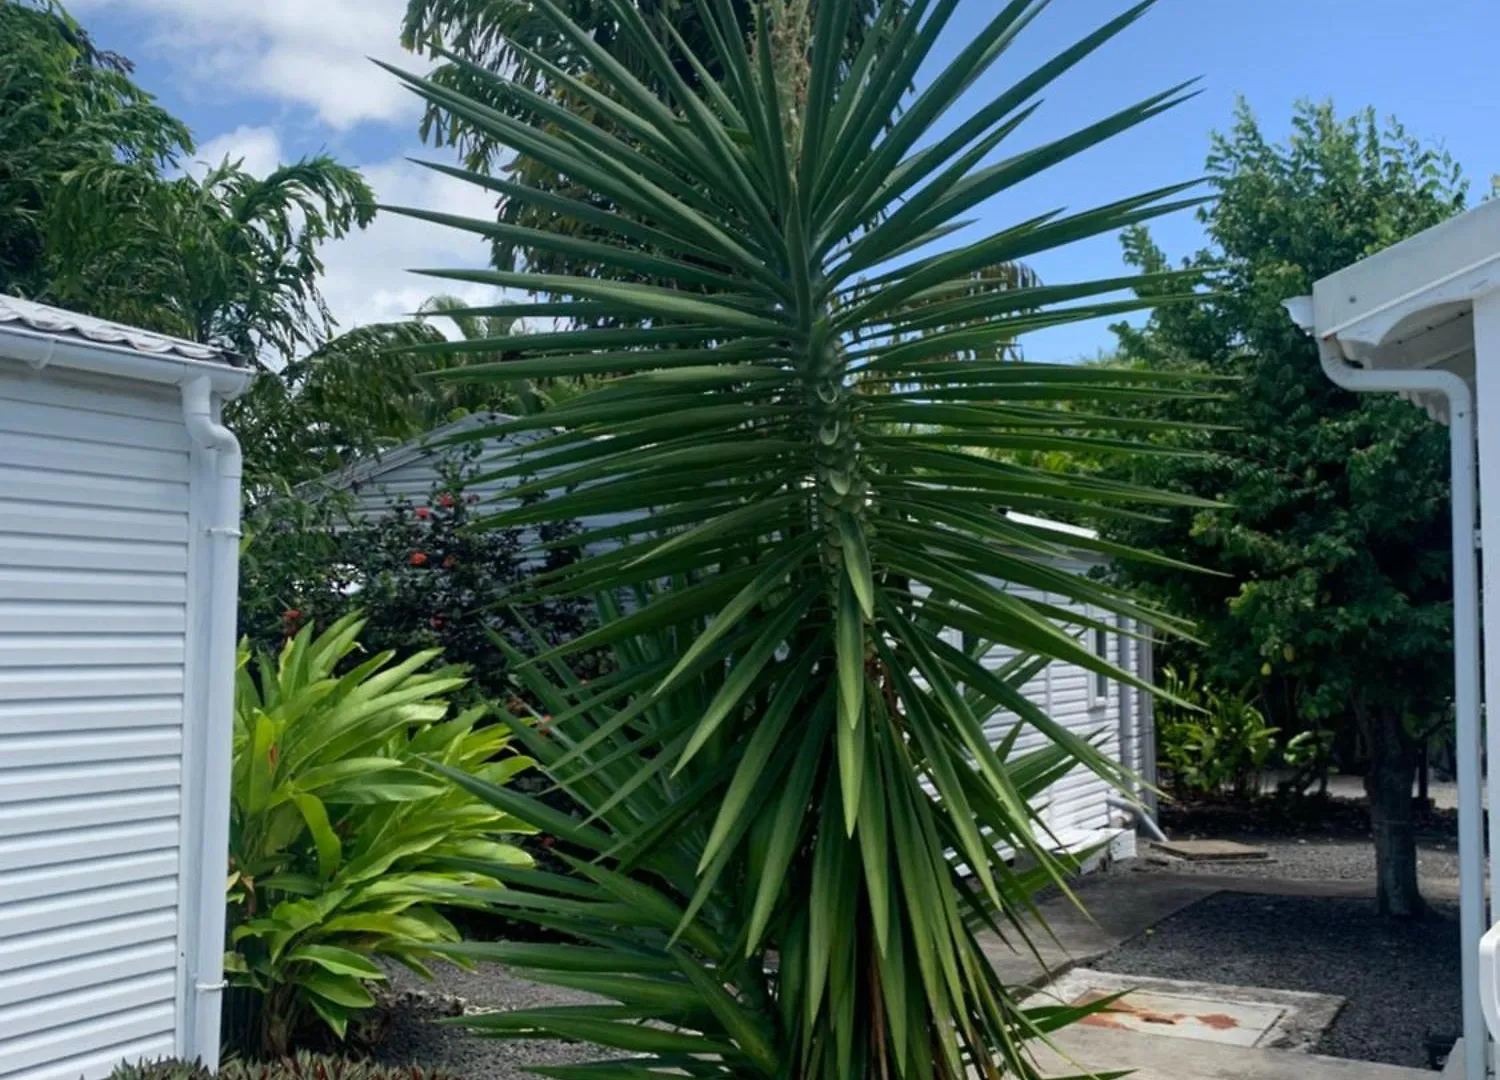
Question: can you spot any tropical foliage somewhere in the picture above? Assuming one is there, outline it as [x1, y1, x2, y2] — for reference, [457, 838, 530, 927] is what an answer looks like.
[1101, 99, 1466, 915]
[432, 599, 1104, 1080]
[0, 1, 540, 497]
[239, 447, 599, 702]
[1156, 666, 1278, 800]
[0, 0, 189, 295]
[225, 615, 534, 1056]
[108, 1053, 469, 1080]
[42, 153, 374, 358]
[400, 0, 900, 282]
[384, 0, 1206, 1076]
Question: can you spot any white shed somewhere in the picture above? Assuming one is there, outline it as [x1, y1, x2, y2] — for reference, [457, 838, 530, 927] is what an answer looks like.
[0, 298, 252, 1079]
[976, 511, 1156, 864]
[321, 420, 1155, 866]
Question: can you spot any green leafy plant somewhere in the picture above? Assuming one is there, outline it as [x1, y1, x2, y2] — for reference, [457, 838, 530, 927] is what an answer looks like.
[226, 614, 534, 1057]
[382, 0, 1207, 1075]
[108, 1053, 467, 1080]
[430, 597, 1108, 1078]
[1157, 666, 1278, 799]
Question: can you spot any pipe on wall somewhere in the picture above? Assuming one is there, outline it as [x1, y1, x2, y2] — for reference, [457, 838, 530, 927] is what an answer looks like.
[1287, 296, 1487, 1080]
[181, 377, 244, 1069]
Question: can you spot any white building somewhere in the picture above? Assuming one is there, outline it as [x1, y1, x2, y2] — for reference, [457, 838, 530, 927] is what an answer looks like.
[0, 298, 251, 1079]
[322, 417, 1157, 866]
[1286, 195, 1500, 1079]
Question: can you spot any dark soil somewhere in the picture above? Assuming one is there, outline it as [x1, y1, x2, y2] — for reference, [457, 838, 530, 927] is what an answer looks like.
[1092, 891, 1461, 1069]
[1160, 791, 1460, 843]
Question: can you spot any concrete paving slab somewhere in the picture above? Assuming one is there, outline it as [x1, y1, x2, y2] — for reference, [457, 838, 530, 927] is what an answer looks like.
[980, 872, 1221, 988]
[1153, 839, 1270, 862]
[985, 867, 1460, 1079]
[1033, 969, 1343, 1052]
[1029, 1023, 1435, 1079]
[1071, 988, 1284, 1047]
[981, 867, 1467, 991]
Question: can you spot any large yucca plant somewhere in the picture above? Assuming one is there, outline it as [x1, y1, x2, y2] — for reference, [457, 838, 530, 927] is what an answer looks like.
[381, 1, 1210, 1076]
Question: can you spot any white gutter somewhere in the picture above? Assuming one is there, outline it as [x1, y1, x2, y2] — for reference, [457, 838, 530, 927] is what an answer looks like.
[0, 321, 249, 395]
[180, 377, 244, 1069]
[1286, 296, 1487, 1080]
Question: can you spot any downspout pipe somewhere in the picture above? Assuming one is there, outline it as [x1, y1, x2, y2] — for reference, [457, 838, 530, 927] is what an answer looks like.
[1106, 792, 1167, 843]
[181, 376, 244, 1069]
[1285, 297, 1487, 1080]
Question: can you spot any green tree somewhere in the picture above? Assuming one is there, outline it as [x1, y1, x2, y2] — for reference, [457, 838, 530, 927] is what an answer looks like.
[386, 1, 1206, 1076]
[230, 294, 580, 494]
[0, 0, 190, 295]
[1105, 99, 1466, 917]
[5, 1, 534, 497]
[43, 154, 375, 358]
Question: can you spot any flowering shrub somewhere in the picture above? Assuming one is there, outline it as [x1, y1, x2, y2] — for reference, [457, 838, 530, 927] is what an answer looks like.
[239, 447, 600, 702]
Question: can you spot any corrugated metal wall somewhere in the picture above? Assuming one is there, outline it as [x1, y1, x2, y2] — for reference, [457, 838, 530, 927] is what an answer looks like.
[0, 367, 192, 1078]
[341, 430, 636, 547]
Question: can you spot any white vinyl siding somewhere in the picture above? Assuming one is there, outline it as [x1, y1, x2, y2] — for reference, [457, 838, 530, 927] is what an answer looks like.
[918, 567, 1128, 864]
[0, 367, 191, 1079]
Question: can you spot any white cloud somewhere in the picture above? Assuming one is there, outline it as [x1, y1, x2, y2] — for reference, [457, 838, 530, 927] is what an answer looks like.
[73, 0, 419, 129]
[191, 125, 284, 178]
[316, 154, 505, 338]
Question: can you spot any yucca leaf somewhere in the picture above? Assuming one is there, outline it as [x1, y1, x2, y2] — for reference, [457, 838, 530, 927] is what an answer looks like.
[678, 586, 818, 768]
[388, 1, 1204, 1075]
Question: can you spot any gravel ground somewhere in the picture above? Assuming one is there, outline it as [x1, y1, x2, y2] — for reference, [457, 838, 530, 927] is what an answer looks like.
[371, 959, 613, 1080]
[1133, 835, 1462, 884]
[1091, 891, 1462, 1069]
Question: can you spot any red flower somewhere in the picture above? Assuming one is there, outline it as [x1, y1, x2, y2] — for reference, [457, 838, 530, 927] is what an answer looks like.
[430, 616, 444, 630]
[282, 608, 301, 622]
[414, 506, 430, 520]
[409, 551, 429, 566]
[540, 835, 555, 849]
[438, 492, 455, 508]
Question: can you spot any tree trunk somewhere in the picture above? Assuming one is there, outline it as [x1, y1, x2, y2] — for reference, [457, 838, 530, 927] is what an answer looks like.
[1359, 700, 1425, 918]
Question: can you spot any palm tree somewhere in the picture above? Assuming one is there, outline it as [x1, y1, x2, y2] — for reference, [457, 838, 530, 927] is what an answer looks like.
[389, 1, 1207, 1077]
[42, 154, 373, 358]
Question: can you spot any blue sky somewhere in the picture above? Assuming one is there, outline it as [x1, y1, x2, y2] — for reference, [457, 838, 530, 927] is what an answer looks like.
[70, 0, 1498, 360]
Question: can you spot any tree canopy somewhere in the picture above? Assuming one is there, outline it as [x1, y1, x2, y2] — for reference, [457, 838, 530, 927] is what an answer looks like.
[43, 155, 375, 359]
[0, 0, 555, 493]
[1104, 98, 1467, 914]
[0, 0, 190, 295]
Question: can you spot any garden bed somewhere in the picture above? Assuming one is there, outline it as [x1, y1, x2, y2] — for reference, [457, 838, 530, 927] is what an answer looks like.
[1090, 891, 1461, 1068]
[1159, 791, 1460, 842]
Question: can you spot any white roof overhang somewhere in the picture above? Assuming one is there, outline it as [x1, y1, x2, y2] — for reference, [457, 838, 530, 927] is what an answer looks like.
[1302, 198, 1500, 424]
